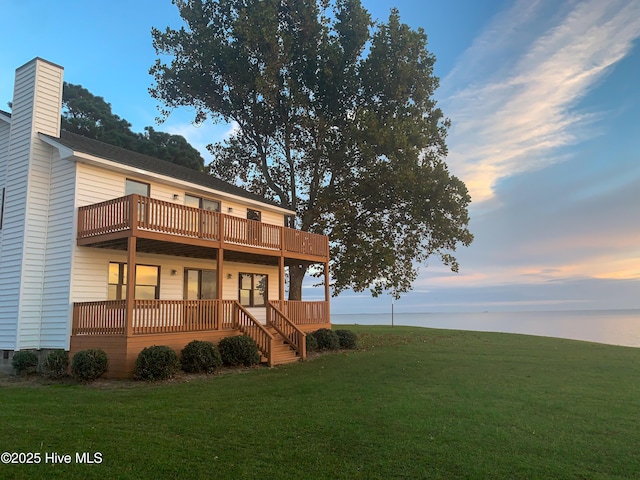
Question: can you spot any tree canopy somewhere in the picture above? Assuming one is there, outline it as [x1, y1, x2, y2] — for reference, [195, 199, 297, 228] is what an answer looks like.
[61, 83, 205, 171]
[150, 0, 473, 299]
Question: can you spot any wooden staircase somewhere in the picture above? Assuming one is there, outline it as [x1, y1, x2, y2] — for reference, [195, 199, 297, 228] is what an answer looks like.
[234, 303, 305, 367]
[263, 325, 300, 366]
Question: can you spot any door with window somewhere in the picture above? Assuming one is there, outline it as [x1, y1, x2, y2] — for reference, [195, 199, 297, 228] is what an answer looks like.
[246, 209, 262, 245]
[126, 179, 150, 224]
[184, 269, 218, 328]
[185, 194, 220, 237]
[239, 273, 267, 307]
[184, 269, 217, 300]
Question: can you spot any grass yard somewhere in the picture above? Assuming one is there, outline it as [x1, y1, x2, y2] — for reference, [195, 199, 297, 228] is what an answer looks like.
[2, 325, 640, 479]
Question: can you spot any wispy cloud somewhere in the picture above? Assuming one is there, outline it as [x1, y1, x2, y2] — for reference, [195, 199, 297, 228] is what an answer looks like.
[441, 0, 640, 203]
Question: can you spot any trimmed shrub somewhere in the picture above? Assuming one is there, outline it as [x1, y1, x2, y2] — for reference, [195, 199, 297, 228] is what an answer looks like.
[71, 349, 109, 382]
[134, 345, 180, 381]
[305, 332, 318, 352]
[218, 335, 260, 367]
[43, 350, 69, 378]
[335, 329, 358, 350]
[181, 340, 222, 374]
[312, 328, 340, 351]
[11, 351, 39, 375]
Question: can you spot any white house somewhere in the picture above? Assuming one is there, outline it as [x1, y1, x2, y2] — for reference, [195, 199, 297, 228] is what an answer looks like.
[0, 58, 330, 377]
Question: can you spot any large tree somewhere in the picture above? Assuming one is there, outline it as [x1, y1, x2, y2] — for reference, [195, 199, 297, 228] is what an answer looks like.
[150, 0, 473, 299]
[62, 83, 205, 171]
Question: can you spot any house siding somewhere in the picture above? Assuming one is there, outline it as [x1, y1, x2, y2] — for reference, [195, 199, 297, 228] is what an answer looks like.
[18, 60, 64, 350]
[0, 58, 64, 350]
[0, 118, 10, 252]
[0, 65, 35, 349]
[71, 249, 279, 307]
[40, 148, 76, 349]
[76, 163, 125, 206]
[75, 162, 287, 226]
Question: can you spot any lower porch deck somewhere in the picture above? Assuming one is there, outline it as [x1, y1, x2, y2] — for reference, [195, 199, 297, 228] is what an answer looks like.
[71, 299, 330, 377]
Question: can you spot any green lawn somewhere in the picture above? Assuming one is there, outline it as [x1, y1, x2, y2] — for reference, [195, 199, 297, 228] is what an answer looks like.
[2, 325, 640, 479]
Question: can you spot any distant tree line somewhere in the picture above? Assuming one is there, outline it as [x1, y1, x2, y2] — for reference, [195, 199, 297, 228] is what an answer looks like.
[61, 83, 205, 171]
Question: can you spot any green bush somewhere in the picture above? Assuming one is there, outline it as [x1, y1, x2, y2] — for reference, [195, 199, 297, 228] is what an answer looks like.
[43, 350, 69, 378]
[11, 351, 39, 375]
[312, 328, 340, 351]
[134, 345, 180, 381]
[305, 332, 318, 352]
[219, 335, 260, 367]
[181, 340, 222, 374]
[335, 329, 358, 349]
[71, 349, 109, 382]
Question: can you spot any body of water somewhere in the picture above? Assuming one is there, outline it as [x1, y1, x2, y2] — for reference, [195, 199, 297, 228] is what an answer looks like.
[332, 309, 640, 348]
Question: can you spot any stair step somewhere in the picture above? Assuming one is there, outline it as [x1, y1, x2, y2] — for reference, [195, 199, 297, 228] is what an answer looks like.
[272, 345, 294, 352]
[261, 349, 300, 365]
[253, 325, 302, 365]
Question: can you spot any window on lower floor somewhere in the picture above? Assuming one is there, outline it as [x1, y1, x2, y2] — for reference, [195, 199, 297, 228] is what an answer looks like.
[239, 273, 267, 307]
[108, 263, 160, 300]
[136, 265, 161, 299]
[184, 269, 218, 300]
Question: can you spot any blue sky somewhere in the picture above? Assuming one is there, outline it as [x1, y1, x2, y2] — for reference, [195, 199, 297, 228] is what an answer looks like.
[1, 0, 639, 313]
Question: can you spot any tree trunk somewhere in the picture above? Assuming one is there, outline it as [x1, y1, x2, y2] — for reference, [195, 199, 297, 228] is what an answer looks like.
[288, 263, 309, 301]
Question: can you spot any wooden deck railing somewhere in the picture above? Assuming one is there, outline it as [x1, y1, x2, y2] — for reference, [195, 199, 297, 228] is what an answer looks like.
[223, 215, 281, 249]
[283, 228, 329, 257]
[73, 300, 126, 335]
[131, 299, 235, 334]
[271, 300, 330, 325]
[233, 303, 274, 365]
[140, 197, 220, 239]
[267, 302, 306, 360]
[77, 197, 131, 238]
[72, 300, 326, 366]
[73, 299, 237, 336]
[77, 195, 329, 259]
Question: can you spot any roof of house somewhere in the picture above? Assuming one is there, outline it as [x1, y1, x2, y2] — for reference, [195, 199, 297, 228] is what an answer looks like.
[41, 130, 290, 211]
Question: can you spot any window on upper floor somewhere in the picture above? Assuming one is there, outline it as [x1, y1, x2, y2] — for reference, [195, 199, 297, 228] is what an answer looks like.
[284, 215, 294, 228]
[185, 194, 220, 212]
[125, 179, 150, 197]
[247, 208, 261, 222]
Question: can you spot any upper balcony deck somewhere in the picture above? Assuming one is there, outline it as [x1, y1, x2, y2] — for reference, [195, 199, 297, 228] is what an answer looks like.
[77, 194, 329, 262]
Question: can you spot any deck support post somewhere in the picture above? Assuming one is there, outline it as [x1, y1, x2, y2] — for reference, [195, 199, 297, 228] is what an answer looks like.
[217, 248, 224, 330]
[279, 256, 285, 302]
[125, 235, 137, 337]
[324, 261, 330, 324]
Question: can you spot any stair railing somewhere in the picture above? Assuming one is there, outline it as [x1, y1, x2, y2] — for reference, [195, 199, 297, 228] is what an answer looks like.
[233, 302, 275, 366]
[267, 301, 307, 361]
